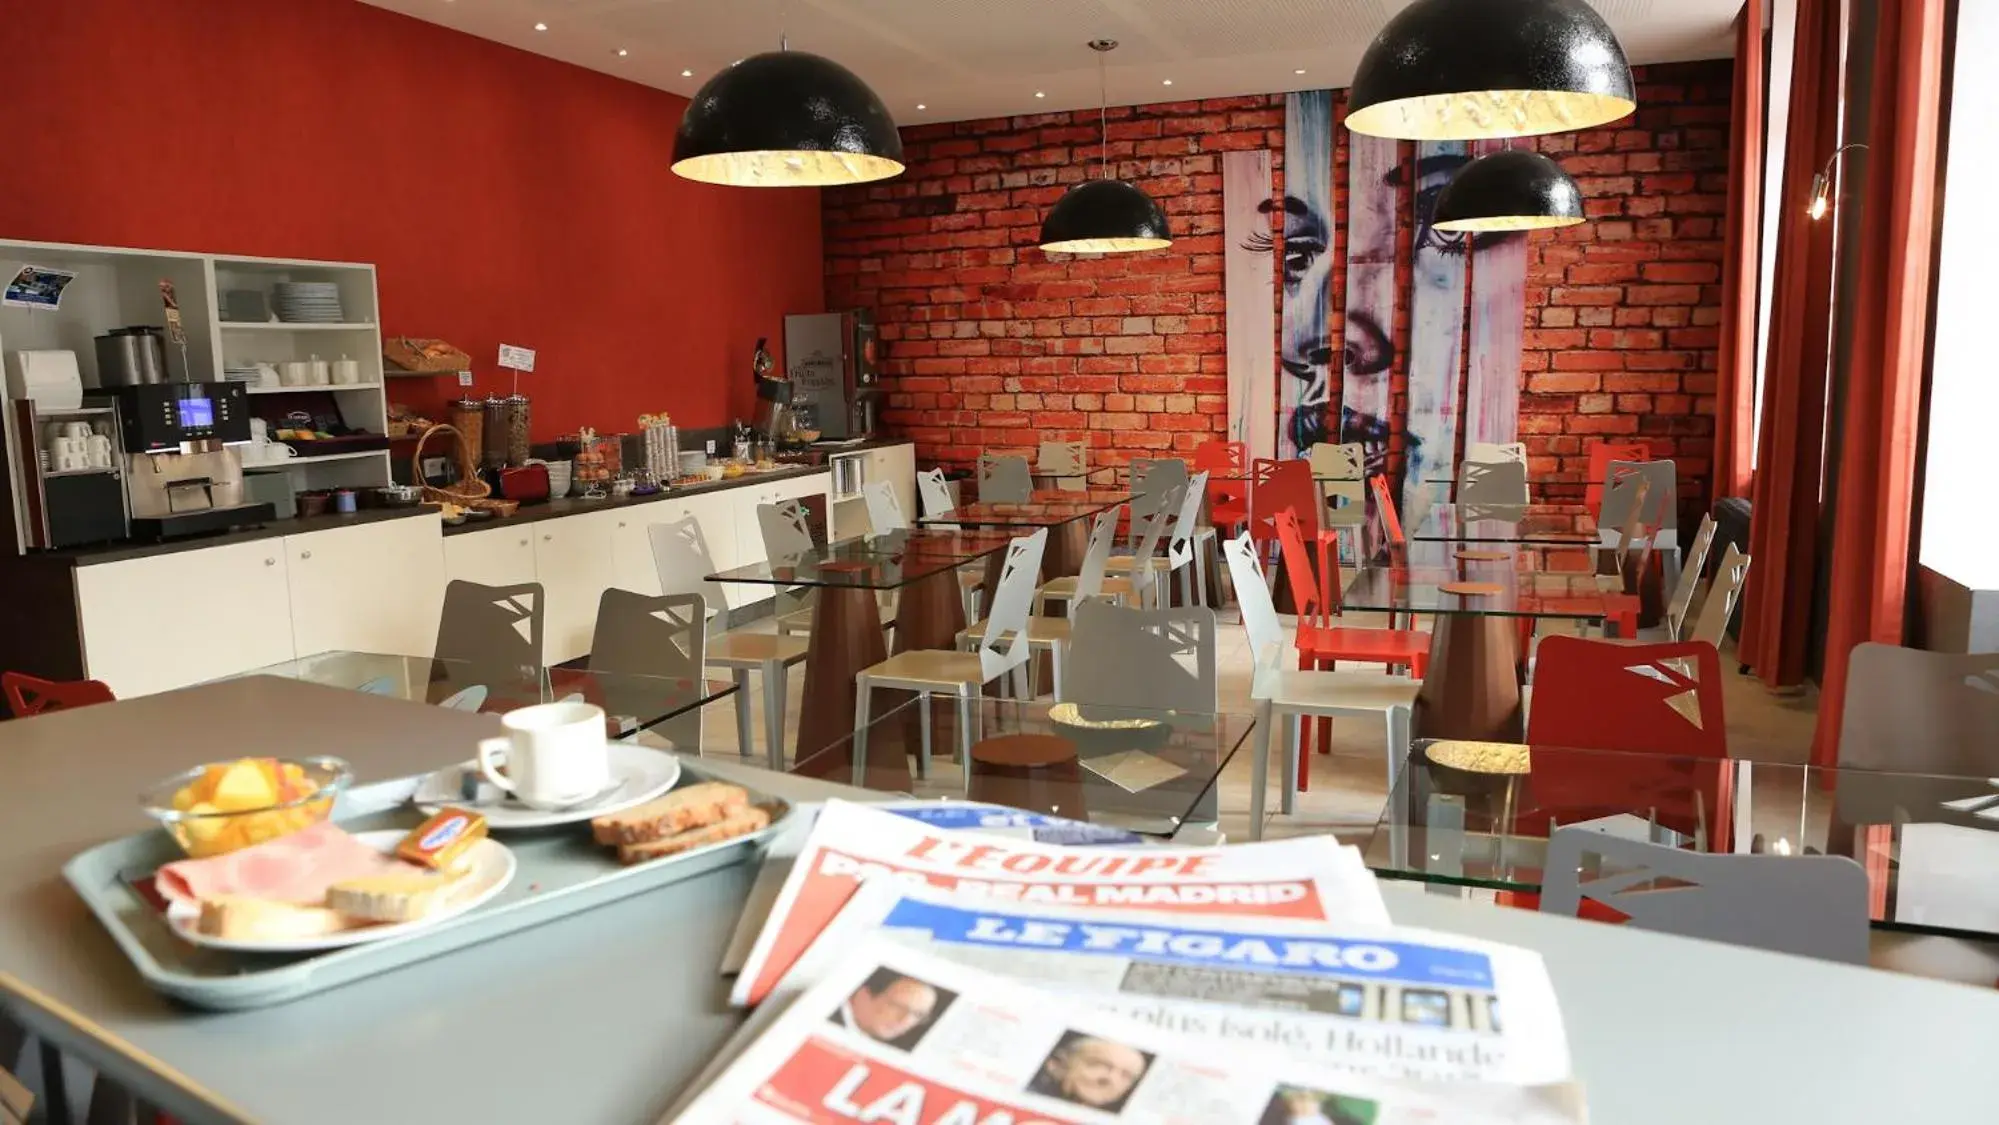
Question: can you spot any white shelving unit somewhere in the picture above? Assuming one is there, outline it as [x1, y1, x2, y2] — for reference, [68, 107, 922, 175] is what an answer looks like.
[0, 240, 393, 494]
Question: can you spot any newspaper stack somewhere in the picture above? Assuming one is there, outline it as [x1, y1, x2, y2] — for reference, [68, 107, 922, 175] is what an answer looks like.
[682, 800, 1583, 1123]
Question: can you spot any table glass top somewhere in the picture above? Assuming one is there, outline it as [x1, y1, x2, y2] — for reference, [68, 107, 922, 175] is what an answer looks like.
[920, 492, 1129, 529]
[707, 528, 1017, 589]
[1362, 739, 1999, 940]
[786, 696, 1249, 837]
[1339, 557, 1614, 620]
[1403, 502, 1598, 545]
[231, 651, 735, 744]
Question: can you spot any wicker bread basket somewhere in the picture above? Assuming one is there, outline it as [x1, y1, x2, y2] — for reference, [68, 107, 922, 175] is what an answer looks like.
[411, 424, 518, 516]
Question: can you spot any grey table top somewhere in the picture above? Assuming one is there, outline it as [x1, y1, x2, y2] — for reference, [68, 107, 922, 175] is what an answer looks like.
[5, 678, 1999, 1124]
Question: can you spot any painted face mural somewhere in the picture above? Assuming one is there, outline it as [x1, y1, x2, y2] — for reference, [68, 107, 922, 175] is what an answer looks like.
[1253, 194, 1335, 455]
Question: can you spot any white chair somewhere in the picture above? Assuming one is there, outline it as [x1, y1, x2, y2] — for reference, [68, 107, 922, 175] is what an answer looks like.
[650, 516, 808, 768]
[964, 505, 1122, 700]
[1126, 458, 1189, 549]
[855, 528, 1048, 780]
[1223, 532, 1419, 839]
[1660, 513, 1718, 641]
[1108, 473, 1209, 607]
[862, 479, 907, 534]
[916, 467, 985, 621]
[1456, 458, 1530, 506]
[1037, 440, 1089, 491]
[1063, 598, 1221, 714]
[1467, 441, 1527, 464]
[1688, 542, 1751, 649]
[1308, 442, 1367, 559]
[756, 500, 822, 638]
[1096, 483, 1183, 610]
[977, 453, 1033, 503]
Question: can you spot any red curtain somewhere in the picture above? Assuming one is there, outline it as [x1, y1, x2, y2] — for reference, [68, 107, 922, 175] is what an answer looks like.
[1739, 0, 1843, 690]
[1714, 0, 1765, 500]
[1809, 0, 1948, 766]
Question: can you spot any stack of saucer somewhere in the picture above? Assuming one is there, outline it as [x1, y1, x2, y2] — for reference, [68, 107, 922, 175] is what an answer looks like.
[273, 282, 345, 324]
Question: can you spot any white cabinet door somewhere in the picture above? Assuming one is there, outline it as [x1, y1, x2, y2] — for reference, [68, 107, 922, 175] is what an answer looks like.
[286, 514, 445, 659]
[442, 525, 538, 589]
[533, 511, 616, 664]
[607, 503, 678, 598]
[75, 541, 297, 698]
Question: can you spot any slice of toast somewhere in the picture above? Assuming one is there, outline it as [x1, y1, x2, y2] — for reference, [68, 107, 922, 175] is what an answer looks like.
[617, 805, 771, 865]
[591, 781, 750, 847]
[327, 869, 466, 923]
[197, 895, 366, 942]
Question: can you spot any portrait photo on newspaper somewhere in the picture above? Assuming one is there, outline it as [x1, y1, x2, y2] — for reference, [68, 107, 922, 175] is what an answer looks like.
[670, 938, 1587, 1125]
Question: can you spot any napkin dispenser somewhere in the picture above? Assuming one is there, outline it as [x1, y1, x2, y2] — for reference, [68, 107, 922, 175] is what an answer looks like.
[6, 350, 84, 411]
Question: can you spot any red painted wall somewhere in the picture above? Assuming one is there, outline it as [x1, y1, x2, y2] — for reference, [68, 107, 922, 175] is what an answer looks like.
[824, 59, 1730, 524]
[0, 0, 822, 438]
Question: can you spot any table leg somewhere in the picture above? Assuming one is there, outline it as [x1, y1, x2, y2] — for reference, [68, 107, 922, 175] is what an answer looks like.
[793, 586, 888, 763]
[1410, 615, 1526, 741]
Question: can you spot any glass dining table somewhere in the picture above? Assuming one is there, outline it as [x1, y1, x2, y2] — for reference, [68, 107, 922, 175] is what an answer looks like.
[230, 650, 736, 749]
[918, 489, 1132, 607]
[1402, 501, 1598, 547]
[785, 694, 1251, 839]
[707, 527, 1019, 759]
[1339, 552, 1612, 741]
[1364, 738, 1999, 942]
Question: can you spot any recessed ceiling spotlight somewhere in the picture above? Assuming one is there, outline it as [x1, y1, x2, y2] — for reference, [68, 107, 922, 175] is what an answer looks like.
[617, 49, 629, 57]
[1295, 68, 1307, 75]
[1035, 91, 1046, 99]
[533, 22, 547, 32]
[681, 68, 694, 77]
[917, 103, 927, 110]
[1161, 78, 1173, 86]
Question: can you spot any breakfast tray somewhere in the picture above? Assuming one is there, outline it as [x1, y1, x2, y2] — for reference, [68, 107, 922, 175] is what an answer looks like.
[62, 761, 792, 1011]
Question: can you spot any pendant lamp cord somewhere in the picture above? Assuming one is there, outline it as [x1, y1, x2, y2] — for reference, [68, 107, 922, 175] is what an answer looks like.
[1097, 50, 1108, 180]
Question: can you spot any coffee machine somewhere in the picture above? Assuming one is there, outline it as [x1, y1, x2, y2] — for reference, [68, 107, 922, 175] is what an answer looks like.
[783, 310, 882, 441]
[108, 382, 272, 540]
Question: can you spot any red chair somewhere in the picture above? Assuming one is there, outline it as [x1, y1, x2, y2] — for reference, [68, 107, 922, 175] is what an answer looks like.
[1247, 458, 1319, 552]
[1367, 474, 1407, 551]
[1194, 440, 1248, 530]
[1585, 440, 1651, 516]
[1517, 635, 1731, 856]
[3, 672, 116, 717]
[1273, 508, 1429, 789]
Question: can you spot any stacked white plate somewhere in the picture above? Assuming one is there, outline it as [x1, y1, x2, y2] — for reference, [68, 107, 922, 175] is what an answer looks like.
[273, 282, 345, 324]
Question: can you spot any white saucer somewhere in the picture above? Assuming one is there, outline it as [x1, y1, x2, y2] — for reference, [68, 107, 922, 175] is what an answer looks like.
[410, 743, 682, 830]
[165, 830, 515, 953]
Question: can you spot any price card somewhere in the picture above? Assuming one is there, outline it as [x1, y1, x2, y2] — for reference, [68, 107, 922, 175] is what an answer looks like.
[498, 344, 536, 372]
[457, 370, 474, 387]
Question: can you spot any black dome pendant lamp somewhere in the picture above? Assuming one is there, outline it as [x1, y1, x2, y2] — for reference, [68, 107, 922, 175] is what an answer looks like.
[672, 37, 904, 187]
[1347, 0, 1636, 141]
[1039, 40, 1171, 255]
[1432, 149, 1586, 232]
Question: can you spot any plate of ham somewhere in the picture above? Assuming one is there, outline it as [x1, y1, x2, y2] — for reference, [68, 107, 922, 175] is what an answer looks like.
[155, 822, 516, 953]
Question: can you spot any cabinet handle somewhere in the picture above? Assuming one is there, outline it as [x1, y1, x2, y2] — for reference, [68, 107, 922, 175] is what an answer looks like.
[299, 551, 312, 561]
[519, 538, 529, 546]
[264, 558, 275, 567]
[542, 535, 552, 542]
[618, 521, 627, 528]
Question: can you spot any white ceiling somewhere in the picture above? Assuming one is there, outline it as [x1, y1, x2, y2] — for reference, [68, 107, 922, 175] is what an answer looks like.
[360, 0, 1739, 125]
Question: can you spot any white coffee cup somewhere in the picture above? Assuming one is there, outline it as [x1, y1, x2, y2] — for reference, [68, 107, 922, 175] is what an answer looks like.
[86, 434, 112, 467]
[476, 701, 610, 810]
[309, 358, 330, 385]
[331, 358, 362, 385]
[280, 361, 311, 387]
[62, 421, 91, 439]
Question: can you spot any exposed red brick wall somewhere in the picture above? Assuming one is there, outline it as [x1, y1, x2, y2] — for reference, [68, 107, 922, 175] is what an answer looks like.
[823, 59, 1731, 522]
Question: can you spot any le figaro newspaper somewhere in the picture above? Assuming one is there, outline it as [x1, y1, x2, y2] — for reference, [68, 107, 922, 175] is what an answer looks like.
[768, 881, 1572, 1087]
[675, 937, 1586, 1125]
[731, 801, 1391, 1008]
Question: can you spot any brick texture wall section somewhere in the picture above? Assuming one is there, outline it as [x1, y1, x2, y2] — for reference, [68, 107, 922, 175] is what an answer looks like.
[823, 60, 1731, 526]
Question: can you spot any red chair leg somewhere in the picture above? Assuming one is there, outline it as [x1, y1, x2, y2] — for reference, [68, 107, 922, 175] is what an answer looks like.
[1294, 649, 1314, 791]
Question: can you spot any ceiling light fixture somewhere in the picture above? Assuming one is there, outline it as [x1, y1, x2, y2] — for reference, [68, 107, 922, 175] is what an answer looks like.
[1038, 40, 1172, 256]
[1162, 79, 1173, 86]
[617, 49, 629, 58]
[1432, 149, 1585, 232]
[681, 68, 694, 77]
[533, 22, 548, 32]
[1295, 69, 1307, 75]
[917, 103, 927, 110]
[672, 31, 903, 187]
[1347, 0, 1635, 140]
[1035, 91, 1046, 99]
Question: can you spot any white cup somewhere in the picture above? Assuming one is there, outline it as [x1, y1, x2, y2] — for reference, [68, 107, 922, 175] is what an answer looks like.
[86, 434, 112, 467]
[280, 361, 311, 387]
[309, 359, 331, 385]
[476, 701, 610, 810]
[62, 421, 90, 439]
[331, 358, 362, 385]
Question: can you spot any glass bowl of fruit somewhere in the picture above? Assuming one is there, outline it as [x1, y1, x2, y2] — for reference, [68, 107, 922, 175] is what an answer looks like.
[139, 756, 352, 858]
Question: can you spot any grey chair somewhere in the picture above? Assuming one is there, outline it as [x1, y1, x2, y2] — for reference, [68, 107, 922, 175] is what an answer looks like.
[586, 590, 708, 749]
[1598, 458, 1679, 553]
[432, 579, 544, 706]
[1539, 827, 1871, 965]
[1456, 457, 1531, 506]
[756, 499, 826, 638]
[1838, 643, 1999, 776]
[650, 515, 807, 768]
[861, 479, 908, 534]
[1037, 440, 1089, 491]
[1063, 599, 1220, 714]
[1126, 458, 1189, 549]
[915, 466, 987, 622]
[976, 453, 1033, 504]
